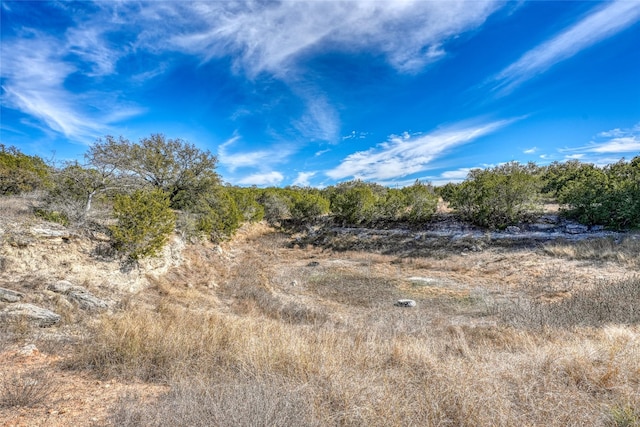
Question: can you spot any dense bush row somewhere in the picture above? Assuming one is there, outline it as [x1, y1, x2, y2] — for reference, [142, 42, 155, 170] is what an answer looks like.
[1, 138, 637, 259]
[440, 157, 639, 230]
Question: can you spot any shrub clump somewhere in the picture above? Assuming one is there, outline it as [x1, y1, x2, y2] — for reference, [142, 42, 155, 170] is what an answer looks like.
[443, 162, 542, 229]
[328, 180, 382, 225]
[556, 157, 640, 229]
[110, 189, 176, 260]
[0, 145, 51, 195]
[289, 189, 330, 221]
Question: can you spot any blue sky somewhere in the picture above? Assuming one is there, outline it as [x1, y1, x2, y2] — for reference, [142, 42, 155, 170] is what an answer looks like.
[1, 1, 639, 187]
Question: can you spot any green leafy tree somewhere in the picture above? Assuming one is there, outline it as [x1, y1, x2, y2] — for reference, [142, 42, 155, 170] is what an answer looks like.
[110, 189, 176, 260]
[89, 134, 220, 209]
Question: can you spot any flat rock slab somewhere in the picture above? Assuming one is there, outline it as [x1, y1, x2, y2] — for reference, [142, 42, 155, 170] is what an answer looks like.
[47, 280, 108, 310]
[0, 287, 25, 303]
[395, 299, 417, 308]
[1, 303, 61, 327]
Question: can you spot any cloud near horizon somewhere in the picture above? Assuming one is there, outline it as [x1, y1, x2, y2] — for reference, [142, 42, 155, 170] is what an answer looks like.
[326, 119, 516, 182]
[217, 136, 295, 173]
[574, 123, 640, 154]
[236, 171, 284, 186]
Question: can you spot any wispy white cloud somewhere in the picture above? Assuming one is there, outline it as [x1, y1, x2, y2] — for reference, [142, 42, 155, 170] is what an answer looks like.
[292, 172, 316, 187]
[560, 123, 640, 156]
[161, 1, 503, 142]
[167, 1, 502, 77]
[326, 118, 516, 182]
[217, 135, 295, 172]
[588, 136, 640, 153]
[291, 91, 340, 142]
[524, 147, 537, 154]
[342, 131, 370, 141]
[0, 33, 142, 142]
[440, 168, 473, 180]
[3, 1, 504, 145]
[237, 171, 284, 186]
[493, 0, 640, 94]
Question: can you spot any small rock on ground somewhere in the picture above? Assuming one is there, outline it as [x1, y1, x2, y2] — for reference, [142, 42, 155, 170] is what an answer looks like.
[395, 299, 417, 308]
[1, 303, 61, 327]
[0, 287, 25, 303]
[47, 280, 108, 310]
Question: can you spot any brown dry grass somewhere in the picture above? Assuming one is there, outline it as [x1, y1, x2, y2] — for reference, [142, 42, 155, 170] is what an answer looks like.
[2, 206, 639, 426]
[65, 226, 640, 427]
[543, 236, 640, 266]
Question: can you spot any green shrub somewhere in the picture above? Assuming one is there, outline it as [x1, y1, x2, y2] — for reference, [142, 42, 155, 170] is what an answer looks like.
[0, 145, 51, 195]
[110, 189, 176, 260]
[34, 209, 70, 226]
[289, 190, 330, 221]
[228, 187, 264, 223]
[444, 162, 542, 229]
[557, 164, 609, 225]
[401, 181, 438, 223]
[193, 187, 243, 242]
[557, 157, 640, 229]
[381, 189, 408, 221]
[541, 160, 584, 196]
[258, 189, 292, 226]
[329, 181, 380, 224]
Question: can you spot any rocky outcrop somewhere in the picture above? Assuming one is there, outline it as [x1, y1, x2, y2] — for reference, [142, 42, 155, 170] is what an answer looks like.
[1, 303, 61, 327]
[0, 287, 25, 303]
[47, 280, 108, 310]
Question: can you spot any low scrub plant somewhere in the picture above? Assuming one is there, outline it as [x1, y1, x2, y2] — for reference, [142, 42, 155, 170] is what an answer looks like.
[108, 377, 320, 427]
[443, 162, 542, 229]
[0, 369, 57, 408]
[109, 188, 176, 260]
[555, 157, 640, 229]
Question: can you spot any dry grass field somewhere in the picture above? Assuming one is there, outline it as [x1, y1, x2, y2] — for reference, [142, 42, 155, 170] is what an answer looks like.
[1, 198, 639, 426]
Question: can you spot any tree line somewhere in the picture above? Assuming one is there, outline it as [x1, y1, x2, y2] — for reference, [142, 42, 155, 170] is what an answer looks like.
[1, 138, 638, 260]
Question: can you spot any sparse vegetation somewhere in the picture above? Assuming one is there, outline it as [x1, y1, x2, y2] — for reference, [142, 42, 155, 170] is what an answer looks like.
[494, 276, 640, 328]
[543, 237, 640, 266]
[2, 146, 640, 425]
[62, 228, 639, 427]
[0, 369, 57, 408]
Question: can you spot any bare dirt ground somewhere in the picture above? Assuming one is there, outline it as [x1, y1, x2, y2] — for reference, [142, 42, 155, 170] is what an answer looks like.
[1, 197, 639, 426]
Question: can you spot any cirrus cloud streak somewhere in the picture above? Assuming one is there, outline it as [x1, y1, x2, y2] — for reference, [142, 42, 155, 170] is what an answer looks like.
[493, 0, 640, 94]
[326, 119, 517, 182]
